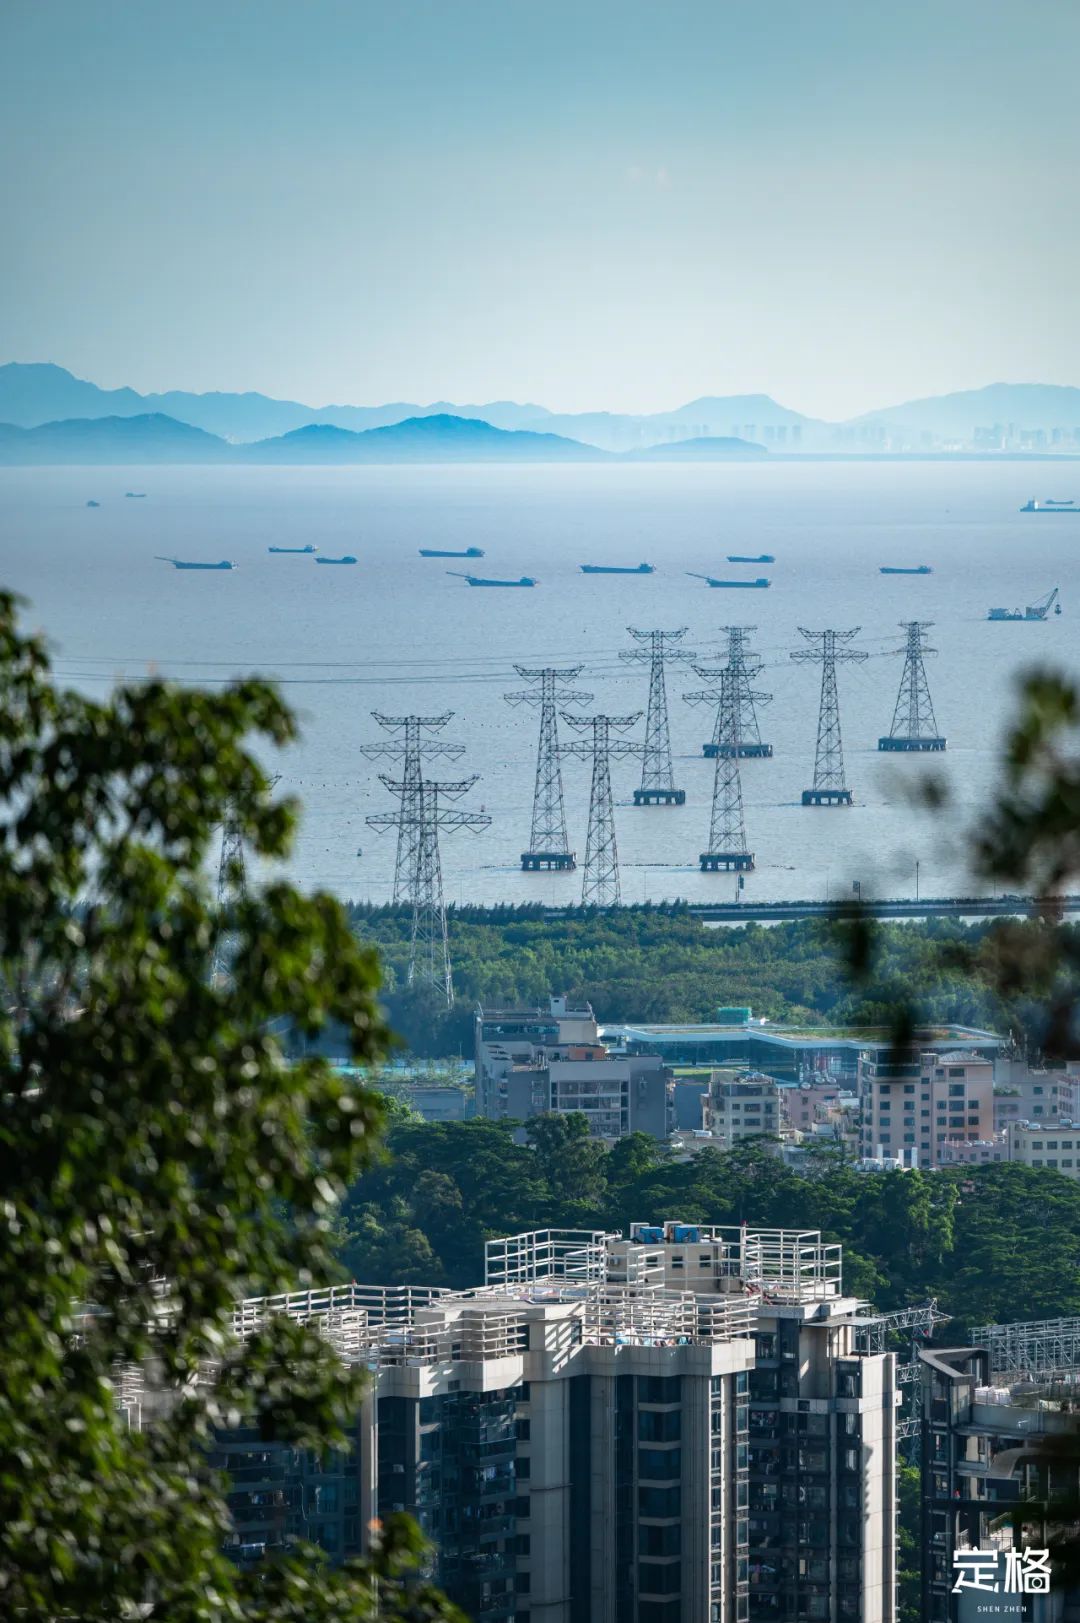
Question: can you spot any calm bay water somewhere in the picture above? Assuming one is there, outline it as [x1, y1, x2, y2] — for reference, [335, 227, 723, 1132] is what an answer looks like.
[3, 459, 1078, 905]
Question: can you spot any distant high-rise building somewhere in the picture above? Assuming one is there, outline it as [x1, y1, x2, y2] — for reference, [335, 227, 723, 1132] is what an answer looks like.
[474, 997, 672, 1138]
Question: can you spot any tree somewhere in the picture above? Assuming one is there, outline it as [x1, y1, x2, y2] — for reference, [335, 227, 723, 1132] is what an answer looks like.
[525, 1112, 608, 1214]
[0, 595, 462, 1620]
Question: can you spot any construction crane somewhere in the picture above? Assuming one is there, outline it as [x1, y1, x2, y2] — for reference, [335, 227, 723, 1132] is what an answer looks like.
[988, 586, 1061, 622]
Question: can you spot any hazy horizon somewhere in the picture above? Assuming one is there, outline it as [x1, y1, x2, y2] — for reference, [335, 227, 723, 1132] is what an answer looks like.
[3, 0, 1078, 420]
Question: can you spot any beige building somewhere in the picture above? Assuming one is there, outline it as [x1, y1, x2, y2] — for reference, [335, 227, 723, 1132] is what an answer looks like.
[704, 1071, 781, 1148]
[859, 1049, 994, 1168]
[993, 1063, 1080, 1131]
[1005, 1120, 1080, 1178]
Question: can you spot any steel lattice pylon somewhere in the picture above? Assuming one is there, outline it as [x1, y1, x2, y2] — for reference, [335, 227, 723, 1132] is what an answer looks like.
[879, 621, 946, 752]
[368, 774, 490, 1006]
[359, 713, 464, 902]
[211, 801, 247, 985]
[560, 713, 643, 906]
[684, 625, 773, 759]
[694, 667, 754, 871]
[620, 628, 695, 805]
[211, 775, 280, 985]
[504, 666, 592, 871]
[791, 627, 868, 805]
[971, 1317, 1080, 1382]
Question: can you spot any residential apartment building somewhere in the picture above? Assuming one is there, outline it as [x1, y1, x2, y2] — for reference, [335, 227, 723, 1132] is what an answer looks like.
[1005, 1121, 1080, 1179]
[780, 1080, 842, 1134]
[475, 997, 671, 1139]
[993, 1064, 1080, 1132]
[858, 1050, 995, 1168]
[919, 1346, 1080, 1623]
[208, 1222, 897, 1623]
[703, 1073, 782, 1149]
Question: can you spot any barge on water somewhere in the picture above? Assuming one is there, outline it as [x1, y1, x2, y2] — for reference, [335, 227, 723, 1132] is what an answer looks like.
[880, 565, 932, 575]
[687, 573, 770, 589]
[580, 562, 655, 574]
[269, 544, 317, 553]
[419, 546, 485, 557]
[315, 555, 358, 565]
[156, 556, 235, 570]
[448, 572, 537, 587]
[727, 554, 774, 564]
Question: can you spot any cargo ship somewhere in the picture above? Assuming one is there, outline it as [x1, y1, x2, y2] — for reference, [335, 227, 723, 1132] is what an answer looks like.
[1021, 499, 1080, 513]
[419, 546, 484, 558]
[687, 573, 770, 589]
[315, 555, 357, 565]
[727, 554, 774, 564]
[156, 556, 235, 571]
[448, 572, 537, 587]
[580, 562, 655, 574]
[880, 565, 932, 575]
[125, 492, 147, 499]
[269, 544, 317, 554]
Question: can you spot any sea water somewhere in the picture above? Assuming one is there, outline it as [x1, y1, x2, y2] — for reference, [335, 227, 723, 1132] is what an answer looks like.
[3, 458, 1078, 906]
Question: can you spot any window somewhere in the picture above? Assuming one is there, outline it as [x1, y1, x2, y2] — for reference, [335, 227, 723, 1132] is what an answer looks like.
[639, 1523, 681, 1557]
[949, 1069, 966, 1079]
[639, 1485, 681, 1518]
[904, 1084, 915, 1094]
[639, 1377, 681, 1404]
[639, 1448, 681, 1480]
[639, 1409, 681, 1443]
[638, 1561, 681, 1596]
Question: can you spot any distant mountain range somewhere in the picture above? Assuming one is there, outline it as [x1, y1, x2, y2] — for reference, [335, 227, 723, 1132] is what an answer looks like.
[2, 364, 1079, 455]
[0, 410, 765, 466]
[0, 364, 1077, 460]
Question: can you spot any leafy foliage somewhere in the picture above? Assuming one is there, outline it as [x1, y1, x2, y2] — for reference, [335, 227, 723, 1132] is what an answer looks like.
[348, 900, 1074, 1059]
[337, 1121, 1080, 1334]
[0, 595, 461, 1620]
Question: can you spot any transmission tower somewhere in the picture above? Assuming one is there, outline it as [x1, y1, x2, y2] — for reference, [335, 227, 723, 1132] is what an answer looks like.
[359, 713, 464, 902]
[790, 628, 868, 805]
[560, 713, 643, 906]
[695, 669, 754, 871]
[620, 627, 695, 805]
[879, 622, 946, 752]
[211, 801, 247, 984]
[211, 774, 280, 984]
[504, 666, 592, 871]
[367, 774, 490, 1007]
[684, 627, 773, 759]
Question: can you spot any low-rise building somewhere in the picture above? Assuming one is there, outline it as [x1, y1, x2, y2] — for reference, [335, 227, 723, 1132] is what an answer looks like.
[780, 1078, 842, 1133]
[859, 1049, 995, 1169]
[704, 1071, 781, 1149]
[993, 1063, 1080, 1131]
[474, 997, 672, 1139]
[1005, 1120, 1080, 1178]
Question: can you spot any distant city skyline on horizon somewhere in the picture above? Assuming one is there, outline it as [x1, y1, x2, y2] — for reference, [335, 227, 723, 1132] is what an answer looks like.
[2, 0, 1077, 421]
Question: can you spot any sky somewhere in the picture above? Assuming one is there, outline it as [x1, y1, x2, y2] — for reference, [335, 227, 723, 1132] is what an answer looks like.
[1, 0, 1077, 421]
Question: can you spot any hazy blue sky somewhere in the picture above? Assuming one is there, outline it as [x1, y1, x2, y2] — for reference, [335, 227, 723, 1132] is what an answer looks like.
[2, 0, 1077, 419]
